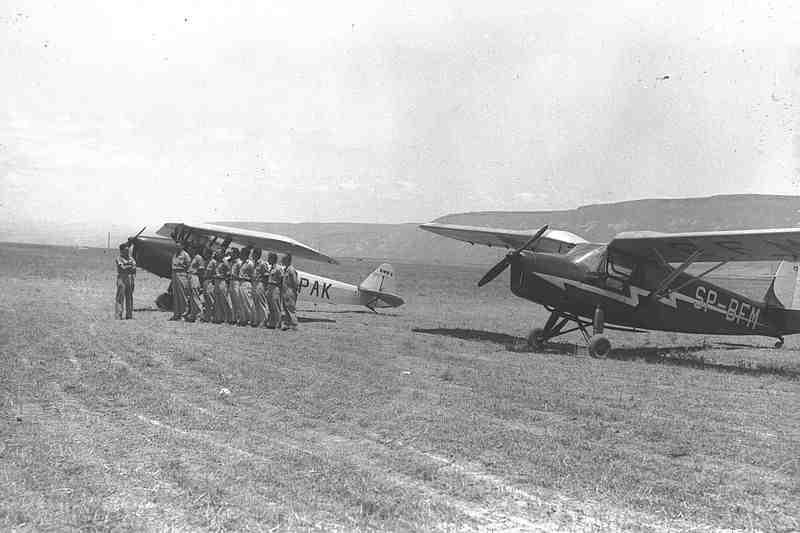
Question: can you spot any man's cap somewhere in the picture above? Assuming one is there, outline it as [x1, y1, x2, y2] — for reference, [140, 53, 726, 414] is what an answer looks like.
[119, 242, 129, 250]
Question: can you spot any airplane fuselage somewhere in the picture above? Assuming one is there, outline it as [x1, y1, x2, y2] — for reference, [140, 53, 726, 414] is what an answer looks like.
[510, 245, 795, 338]
[130, 236, 395, 309]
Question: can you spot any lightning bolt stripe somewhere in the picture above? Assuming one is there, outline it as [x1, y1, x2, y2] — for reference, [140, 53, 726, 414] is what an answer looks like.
[532, 273, 765, 330]
[535, 273, 696, 309]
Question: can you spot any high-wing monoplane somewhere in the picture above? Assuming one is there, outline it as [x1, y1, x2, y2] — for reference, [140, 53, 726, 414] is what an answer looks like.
[127, 222, 403, 312]
[421, 222, 800, 357]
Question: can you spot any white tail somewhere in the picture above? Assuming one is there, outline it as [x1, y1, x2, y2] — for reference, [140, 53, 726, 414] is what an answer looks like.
[767, 260, 800, 309]
[359, 263, 395, 294]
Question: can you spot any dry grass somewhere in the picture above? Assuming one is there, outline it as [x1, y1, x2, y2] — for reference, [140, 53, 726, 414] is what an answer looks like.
[1, 242, 798, 531]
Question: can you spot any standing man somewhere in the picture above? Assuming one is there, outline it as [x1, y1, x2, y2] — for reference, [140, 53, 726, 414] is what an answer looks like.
[115, 242, 136, 319]
[265, 252, 283, 329]
[170, 241, 192, 321]
[186, 245, 205, 322]
[252, 248, 268, 327]
[214, 250, 232, 324]
[238, 248, 255, 326]
[201, 248, 216, 322]
[228, 248, 242, 325]
[280, 253, 299, 331]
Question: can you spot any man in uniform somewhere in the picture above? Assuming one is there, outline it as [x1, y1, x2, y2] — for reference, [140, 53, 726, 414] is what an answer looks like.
[201, 248, 216, 322]
[265, 252, 283, 329]
[252, 248, 268, 327]
[213, 250, 232, 324]
[186, 245, 205, 322]
[280, 253, 299, 330]
[115, 242, 136, 319]
[170, 241, 192, 321]
[227, 248, 242, 325]
[238, 247, 255, 326]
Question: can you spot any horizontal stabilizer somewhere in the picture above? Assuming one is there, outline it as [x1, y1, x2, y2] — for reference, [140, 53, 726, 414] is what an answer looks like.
[359, 288, 405, 309]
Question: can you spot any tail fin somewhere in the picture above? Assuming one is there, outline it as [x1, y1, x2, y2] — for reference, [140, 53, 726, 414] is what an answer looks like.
[765, 260, 800, 309]
[359, 263, 395, 294]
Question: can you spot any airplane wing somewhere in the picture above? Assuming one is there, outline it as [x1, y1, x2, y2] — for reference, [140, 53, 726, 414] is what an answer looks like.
[419, 223, 587, 254]
[156, 222, 339, 264]
[609, 228, 800, 263]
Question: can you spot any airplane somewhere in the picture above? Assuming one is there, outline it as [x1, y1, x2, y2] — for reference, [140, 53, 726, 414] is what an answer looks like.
[420, 222, 800, 357]
[126, 222, 404, 312]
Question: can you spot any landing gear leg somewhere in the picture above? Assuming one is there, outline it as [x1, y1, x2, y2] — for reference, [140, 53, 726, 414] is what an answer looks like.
[527, 310, 569, 349]
[588, 306, 611, 358]
[774, 336, 784, 349]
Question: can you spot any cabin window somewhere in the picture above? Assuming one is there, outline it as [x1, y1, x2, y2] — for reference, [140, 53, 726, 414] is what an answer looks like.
[607, 252, 635, 280]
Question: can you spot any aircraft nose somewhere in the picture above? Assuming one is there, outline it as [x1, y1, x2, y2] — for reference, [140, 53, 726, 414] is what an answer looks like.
[127, 226, 147, 245]
[517, 250, 535, 268]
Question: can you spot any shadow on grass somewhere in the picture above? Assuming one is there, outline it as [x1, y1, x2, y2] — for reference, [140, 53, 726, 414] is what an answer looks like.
[413, 327, 578, 355]
[132, 308, 336, 324]
[715, 341, 767, 349]
[413, 327, 520, 345]
[607, 347, 800, 379]
[298, 317, 336, 324]
[302, 308, 401, 317]
[413, 327, 800, 379]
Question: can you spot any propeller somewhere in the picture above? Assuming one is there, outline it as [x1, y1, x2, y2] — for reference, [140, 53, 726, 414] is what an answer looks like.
[127, 226, 147, 245]
[477, 225, 549, 287]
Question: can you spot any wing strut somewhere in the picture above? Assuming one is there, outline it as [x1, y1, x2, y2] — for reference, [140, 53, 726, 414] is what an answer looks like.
[668, 261, 729, 294]
[649, 249, 703, 302]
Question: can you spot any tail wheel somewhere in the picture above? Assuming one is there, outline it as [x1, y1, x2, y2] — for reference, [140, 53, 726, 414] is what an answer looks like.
[775, 337, 784, 349]
[588, 335, 611, 358]
[527, 328, 546, 349]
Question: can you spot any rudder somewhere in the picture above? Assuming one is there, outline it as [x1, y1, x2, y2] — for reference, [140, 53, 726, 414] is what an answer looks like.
[359, 263, 395, 294]
[765, 260, 800, 309]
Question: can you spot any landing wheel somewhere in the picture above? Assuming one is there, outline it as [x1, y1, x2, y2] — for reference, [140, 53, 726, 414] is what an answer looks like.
[527, 328, 547, 349]
[155, 292, 173, 311]
[588, 335, 611, 358]
[774, 337, 784, 349]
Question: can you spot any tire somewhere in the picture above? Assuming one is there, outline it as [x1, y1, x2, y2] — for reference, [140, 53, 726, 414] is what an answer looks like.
[527, 328, 546, 349]
[155, 292, 173, 311]
[588, 335, 611, 358]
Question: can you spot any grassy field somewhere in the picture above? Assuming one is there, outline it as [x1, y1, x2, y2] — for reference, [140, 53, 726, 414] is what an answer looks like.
[1, 242, 798, 532]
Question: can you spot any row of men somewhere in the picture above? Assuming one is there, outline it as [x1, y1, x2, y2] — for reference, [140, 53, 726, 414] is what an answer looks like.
[170, 242, 300, 330]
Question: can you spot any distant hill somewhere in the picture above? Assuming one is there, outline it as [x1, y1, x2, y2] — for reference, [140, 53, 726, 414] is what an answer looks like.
[433, 194, 800, 241]
[4, 194, 799, 266]
[221, 194, 800, 265]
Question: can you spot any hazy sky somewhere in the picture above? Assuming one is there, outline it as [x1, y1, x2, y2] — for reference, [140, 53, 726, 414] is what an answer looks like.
[2, 0, 799, 230]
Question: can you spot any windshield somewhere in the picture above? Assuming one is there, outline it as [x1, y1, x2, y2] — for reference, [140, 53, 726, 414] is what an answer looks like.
[570, 244, 607, 272]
